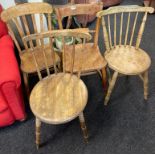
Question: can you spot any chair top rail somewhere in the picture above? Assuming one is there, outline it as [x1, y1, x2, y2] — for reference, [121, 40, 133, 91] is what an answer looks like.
[56, 3, 103, 18]
[97, 5, 154, 17]
[23, 28, 91, 42]
[1, 2, 53, 22]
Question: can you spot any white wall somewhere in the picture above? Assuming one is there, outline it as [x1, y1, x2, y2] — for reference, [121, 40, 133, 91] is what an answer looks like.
[0, 0, 15, 9]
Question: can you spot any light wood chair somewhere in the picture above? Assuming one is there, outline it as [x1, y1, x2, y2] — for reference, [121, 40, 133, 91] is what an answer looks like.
[23, 29, 92, 149]
[1, 2, 60, 96]
[55, 3, 107, 90]
[97, 5, 154, 105]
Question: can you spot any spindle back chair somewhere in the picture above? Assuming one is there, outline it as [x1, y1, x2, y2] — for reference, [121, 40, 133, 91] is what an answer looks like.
[55, 3, 107, 90]
[97, 5, 154, 105]
[1, 2, 60, 96]
[23, 29, 92, 148]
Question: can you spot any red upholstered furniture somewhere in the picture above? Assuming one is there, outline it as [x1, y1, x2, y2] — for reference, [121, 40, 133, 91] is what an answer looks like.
[0, 4, 26, 127]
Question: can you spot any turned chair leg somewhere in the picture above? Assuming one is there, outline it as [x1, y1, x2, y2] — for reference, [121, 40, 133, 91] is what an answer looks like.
[35, 118, 41, 149]
[79, 112, 88, 143]
[104, 71, 118, 106]
[23, 72, 30, 98]
[101, 68, 107, 91]
[143, 70, 148, 100]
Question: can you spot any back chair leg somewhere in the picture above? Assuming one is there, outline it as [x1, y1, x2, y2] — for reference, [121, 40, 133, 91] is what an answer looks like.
[35, 118, 41, 149]
[23, 72, 29, 98]
[104, 71, 118, 106]
[101, 68, 107, 91]
[79, 112, 88, 143]
[107, 67, 111, 84]
[143, 70, 148, 100]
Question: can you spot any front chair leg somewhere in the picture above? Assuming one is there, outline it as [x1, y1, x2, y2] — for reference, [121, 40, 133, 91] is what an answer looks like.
[35, 118, 41, 149]
[101, 67, 107, 91]
[104, 71, 118, 106]
[143, 70, 148, 100]
[79, 112, 88, 143]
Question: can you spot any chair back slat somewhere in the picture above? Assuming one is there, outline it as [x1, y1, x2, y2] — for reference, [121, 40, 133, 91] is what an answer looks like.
[49, 37, 57, 74]
[41, 47, 51, 77]
[71, 37, 76, 74]
[124, 12, 131, 46]
[119, 12, 123, 46]
[62, 36, 66, 73]
[11, 18, 29, 50]
[114, 13, 117, 47]
[31, 14, 40, 46]
[108, 15, 112, 48]
[23, 30, 92, 80]
[7, 23, 22, 53]
[129, 12, 138, 46]
[21, 15, 34, 47]
[47, 13, 52, 30]
[40, 14, 44, 32]
[97, 5, 154, 51]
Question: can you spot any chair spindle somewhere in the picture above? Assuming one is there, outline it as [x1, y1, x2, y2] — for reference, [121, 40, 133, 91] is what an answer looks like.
[21, 15, 34, 47]
[108, 15, 112, 49]
[119, 12, 123, 46]
[129, 12, 138, 46]
[7, 23, 22, 53]
[31, 14, 40, 46]
[12, 18, 28, 49]
[124, 12, 131, 46]
[114, 13, 117, 47]
[71, 37, 76, 75]
[40, 14, 44, 32]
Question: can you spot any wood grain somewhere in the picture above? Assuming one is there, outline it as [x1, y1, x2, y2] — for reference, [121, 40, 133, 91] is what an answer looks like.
[30, 73, 88, 124]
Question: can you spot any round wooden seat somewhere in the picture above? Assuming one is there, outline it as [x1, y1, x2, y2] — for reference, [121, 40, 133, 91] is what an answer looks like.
[105, 45, 151, 75]
[30, 73, 88, 124]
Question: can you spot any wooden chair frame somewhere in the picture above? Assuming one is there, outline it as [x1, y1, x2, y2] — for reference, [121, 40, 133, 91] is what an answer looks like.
[97, 5, 154, 105]
[55, 2, 107, 89]
[23, 29, 92, 148]
[1, 2, 60, 97]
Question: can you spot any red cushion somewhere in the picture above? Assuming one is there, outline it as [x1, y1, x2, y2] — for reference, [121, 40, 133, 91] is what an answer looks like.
[0, 35, 21, 87]
[0, 91, 8, 112]
[0, 4, 8, 38]
[0, 108, 15, 127]
[1, 82, 26, 120]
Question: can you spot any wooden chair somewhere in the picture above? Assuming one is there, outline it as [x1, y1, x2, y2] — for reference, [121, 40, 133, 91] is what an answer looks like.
[23, 29, 92, 149]
[1, 2, 60, 96]
[55, 3, 107, 90]
[97, 5, 154, 105]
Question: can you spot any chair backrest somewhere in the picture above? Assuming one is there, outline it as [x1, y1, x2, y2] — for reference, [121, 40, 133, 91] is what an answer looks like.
[97, 5, 154, 51]
[23, 29, 92, 81]
[55, 3, 103, 46]
[1, 2, 53, 55]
